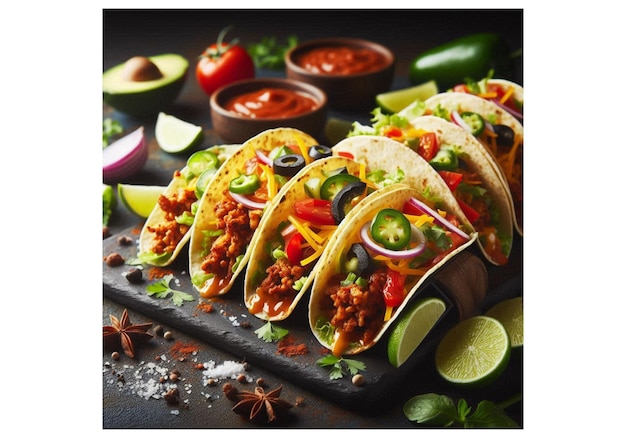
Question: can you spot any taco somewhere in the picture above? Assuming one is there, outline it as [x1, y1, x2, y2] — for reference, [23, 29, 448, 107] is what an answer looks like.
[450, 72, 523, 123]
[137, 144, 241, 267]
[345, 115, 514, 265]
[308, 184, 476, 356]
[244, 155, 411, 321]
[188, 127, 322, 298]
[422, 92, 523, 234]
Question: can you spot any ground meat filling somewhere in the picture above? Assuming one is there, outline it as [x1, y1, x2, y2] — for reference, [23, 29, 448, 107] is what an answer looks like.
[256, 257, 306, 297]
[201, 197, 262, 281]
[327, 269, 387, 346]
[147, 188, 197, 254]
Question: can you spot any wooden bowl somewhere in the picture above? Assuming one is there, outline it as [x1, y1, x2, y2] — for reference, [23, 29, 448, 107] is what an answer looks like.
[210, 78, 328, 144]
[285, 37, 395, 110]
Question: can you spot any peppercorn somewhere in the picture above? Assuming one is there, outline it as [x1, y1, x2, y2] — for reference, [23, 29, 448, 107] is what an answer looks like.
[125, 268, 143, 284]
[351, 374, 365, 386]
[222, 382, 240, 401]
[163, 331, 174, 340]
[117, 235, 134, 246]
[111, 351, 120, 361]
[164, 388, 180, 405]
[104, 252, 124, 267]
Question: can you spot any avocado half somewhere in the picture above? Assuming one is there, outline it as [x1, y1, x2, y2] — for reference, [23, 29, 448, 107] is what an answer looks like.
[103, 54, 189, 117]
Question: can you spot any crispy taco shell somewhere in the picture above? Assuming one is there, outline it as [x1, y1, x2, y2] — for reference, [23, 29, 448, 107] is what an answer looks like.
[308, 184, 477, 356]
[425, 92, 523, 235]
[138, 144, 241, 267]
[188, 128, 318, 298]
[407, 115, 514, 265]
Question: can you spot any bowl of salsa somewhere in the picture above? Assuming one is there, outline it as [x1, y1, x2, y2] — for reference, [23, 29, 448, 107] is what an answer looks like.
[285, 38, 395, 110]
[210, 78, 328, 144]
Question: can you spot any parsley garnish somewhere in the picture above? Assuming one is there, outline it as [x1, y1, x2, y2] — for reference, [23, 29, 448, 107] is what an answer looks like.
[254, 321, 289, 342]
[317, 354, 366, 380]
[146, 274, 194, 306]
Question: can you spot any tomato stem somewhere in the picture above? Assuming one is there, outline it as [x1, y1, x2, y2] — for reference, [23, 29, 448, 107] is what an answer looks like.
[199, 25, 240, 60]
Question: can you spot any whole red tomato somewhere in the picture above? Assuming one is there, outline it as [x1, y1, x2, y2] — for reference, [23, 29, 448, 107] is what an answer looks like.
[196, 27, 255, 96]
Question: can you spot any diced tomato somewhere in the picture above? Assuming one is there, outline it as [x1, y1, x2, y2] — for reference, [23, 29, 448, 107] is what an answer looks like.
[336, 151, 354, 159]
[452, 84, 470, 93]
[438, 170, 463, 192]
[457, 198, 481, 224]
[294, 198, 335, 225]
[285, 232, 305, 265]
[382, 268, 406, 307]
[383, 126, 403, 139]
[418, 132, 439, 161]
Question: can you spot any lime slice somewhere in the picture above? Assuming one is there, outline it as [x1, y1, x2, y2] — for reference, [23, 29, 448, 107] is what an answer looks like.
[435, 316, 511, 387]
[155, 112, 203, 154]
[486, 297, 523, 348]
[376, 80, 439, 113]
[387, 297, 446, 367]
[325, 117, 353, 145]
[117, 183, 165, 218]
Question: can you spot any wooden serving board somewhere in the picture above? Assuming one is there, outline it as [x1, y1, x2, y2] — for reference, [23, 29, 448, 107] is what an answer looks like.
[103, 226, 521, 411]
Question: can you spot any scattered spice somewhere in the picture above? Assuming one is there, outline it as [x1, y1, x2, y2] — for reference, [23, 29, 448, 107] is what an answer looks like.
[131, 224, 142, 234]
[103, 226, 110, 239]
[125, 268, 143, 284]
[164, 387, 180, 405]
[222, 383, 240, 401]
[163, 331, 174, 340]
[230, 385, 293, 423]
[148, 267, 175, 280]
[103, 309, 153, 358]
[104, 252, 125, 267]
[196, 301, 214, 313]
[256, 377, 265, 387]
[276, 334, 308, 357]
[117, 235, 134, 246]
[295, 396, 305, 407]
[111, 351, 120, 361]
[352, 374, 365, 386]
[169, 341, 199, 361]
[236, 373, 247, 383]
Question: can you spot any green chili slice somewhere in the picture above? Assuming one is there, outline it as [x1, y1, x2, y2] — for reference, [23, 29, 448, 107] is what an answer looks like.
[229, 174, 260, 195]
[370, 208, 411, 250]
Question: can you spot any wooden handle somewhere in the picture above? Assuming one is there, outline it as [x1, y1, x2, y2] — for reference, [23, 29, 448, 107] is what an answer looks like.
[432, 251, 488, 320]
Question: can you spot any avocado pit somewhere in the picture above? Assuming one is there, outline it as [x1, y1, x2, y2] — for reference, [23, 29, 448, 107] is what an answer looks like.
[121, 56, 164, 82]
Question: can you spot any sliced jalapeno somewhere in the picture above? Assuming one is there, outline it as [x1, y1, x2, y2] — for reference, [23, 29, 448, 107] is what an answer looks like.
[493, 124, 515, 147]
[273, 154, 306, 177]
[308, 145, 332, 160]
[194, 168, 218, 198]
[331, 181, 367, 223]
[429, 146, 458, 171]
[460, 111, 485, 136]
[320, 173, 361, 201]
[370, 208, 411, 250]
[186, 150, 219, 177]
[229, 174, 260, 195]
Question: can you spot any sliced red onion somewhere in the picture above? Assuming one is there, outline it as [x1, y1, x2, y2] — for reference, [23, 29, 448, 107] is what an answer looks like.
[406, 197, 470, 241]
[492, 99, 523, 122]
[359, 221, 426, 259]
[450, 110, 472, 134]
[103, 126, 148, 183]
[255, 149, 273, 166]
[229, 191, 266, 210]
[280, 223, 297, 239]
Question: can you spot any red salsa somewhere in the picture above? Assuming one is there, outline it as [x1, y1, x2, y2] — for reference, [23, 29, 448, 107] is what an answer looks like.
[224, 87, 318, 119]
[295, 45, 387, 75]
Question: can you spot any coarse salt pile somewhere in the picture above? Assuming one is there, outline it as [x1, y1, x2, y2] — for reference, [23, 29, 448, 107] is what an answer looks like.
[201, 360, 251, 385]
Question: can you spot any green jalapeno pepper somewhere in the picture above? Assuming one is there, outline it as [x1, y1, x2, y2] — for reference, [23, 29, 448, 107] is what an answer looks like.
[460, 111, 485, 136]
[409, 33, 514, 90]
[370, 208, 411, 251]
[429, 146, 458, 171]
[320, 173, 361, 201]
[229, 174, 260, 194]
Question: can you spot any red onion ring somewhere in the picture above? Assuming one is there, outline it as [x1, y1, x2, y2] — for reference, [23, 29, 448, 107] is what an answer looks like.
[359, 221, 426, 259]
[492, 99, 523, 121]
[450, 110, 472, 133]
[255, 149, 273, 166]
[406, 197, 470, 241]
[229, 191, 266, 210]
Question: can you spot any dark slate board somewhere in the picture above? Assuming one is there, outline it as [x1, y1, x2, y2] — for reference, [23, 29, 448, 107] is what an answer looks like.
[103, 226, 521, 412]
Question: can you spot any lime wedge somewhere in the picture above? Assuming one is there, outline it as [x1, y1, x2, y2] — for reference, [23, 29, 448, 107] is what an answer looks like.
[155, 112, 204, 154]
[485, 297, 523, 348]
[387, 297, 446, 367]
[117, 183, 165, 218]
[435, 316, 511, 387]
[375, 80, 439, 113]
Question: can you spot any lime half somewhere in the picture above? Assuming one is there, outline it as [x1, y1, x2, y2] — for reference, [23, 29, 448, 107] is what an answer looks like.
[435, 316, 511, 387]
[376, 80, 438, 113]
[486, 297, 523, 348]
[155, 112, 204, 154]
[117, 184, 165, 218]
[387, 297, 446, 367]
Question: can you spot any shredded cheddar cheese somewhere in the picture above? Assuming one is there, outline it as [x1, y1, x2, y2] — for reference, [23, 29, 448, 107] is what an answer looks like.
[294, 135, 312, 165]
[384, 305, 393, 321]
[500, 86, 514, 104]
[288, 215, 322, 250]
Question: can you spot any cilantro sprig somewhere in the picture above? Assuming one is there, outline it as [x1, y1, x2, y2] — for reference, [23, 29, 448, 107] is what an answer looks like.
[146, 274, 194, 306]
[317, 354, 366, 380]
[247, 35, 298, 69]
[254, 321, 289, 342]
[403, 393, 520, 428]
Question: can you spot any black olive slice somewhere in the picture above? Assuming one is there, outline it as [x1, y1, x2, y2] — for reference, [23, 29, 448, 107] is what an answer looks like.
[331, 181, 366, 223]
[345, 243, 375, 278]
[308, 145, 332, 160]
[273, 154, 306, 177]
[493, 124, 515, 148]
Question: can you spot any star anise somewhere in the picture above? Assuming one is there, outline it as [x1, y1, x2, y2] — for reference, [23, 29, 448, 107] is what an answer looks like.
[231, 385, 293, 423]
[103, 309, 153, 358]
